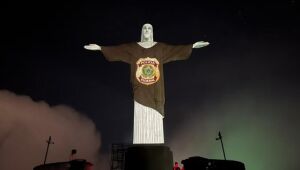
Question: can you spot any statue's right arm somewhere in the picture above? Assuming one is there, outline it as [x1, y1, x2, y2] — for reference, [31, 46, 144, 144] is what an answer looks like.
[84, 44, 102, 51]
[84, 43, 130, 63]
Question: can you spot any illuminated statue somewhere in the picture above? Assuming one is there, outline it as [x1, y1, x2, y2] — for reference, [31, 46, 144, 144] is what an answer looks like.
[84, 23, 209, 144]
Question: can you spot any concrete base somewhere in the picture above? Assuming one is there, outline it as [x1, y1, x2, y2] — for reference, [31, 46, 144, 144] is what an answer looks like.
[124, 144, 173, 170]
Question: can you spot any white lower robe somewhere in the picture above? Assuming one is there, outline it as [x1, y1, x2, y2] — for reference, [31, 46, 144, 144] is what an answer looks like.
[133, 101, 164, 144]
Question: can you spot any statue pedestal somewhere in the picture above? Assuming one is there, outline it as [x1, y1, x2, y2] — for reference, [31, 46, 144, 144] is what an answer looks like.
[124, 144, 173, 170]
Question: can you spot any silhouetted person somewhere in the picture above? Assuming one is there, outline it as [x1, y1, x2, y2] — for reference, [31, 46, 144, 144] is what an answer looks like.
[173, 161, 181, 170]
[69, 149, 77, 161]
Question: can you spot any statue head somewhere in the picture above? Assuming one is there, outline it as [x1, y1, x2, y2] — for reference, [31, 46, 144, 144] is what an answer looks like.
[141, 23, 154, 42]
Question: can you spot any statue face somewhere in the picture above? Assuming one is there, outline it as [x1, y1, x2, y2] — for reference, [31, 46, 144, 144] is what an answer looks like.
[142, 24, 153, 39]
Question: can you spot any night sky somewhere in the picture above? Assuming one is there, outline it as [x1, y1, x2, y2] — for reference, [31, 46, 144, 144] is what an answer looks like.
[1, 1, 299, 170]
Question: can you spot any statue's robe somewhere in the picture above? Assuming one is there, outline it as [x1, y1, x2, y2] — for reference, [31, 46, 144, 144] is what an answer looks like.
[102, 42, 193, 143]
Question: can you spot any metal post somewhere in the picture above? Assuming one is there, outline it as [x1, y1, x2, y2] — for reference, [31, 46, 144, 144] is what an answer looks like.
[43, 136, 54, 164]
[216, 131, 226, 160]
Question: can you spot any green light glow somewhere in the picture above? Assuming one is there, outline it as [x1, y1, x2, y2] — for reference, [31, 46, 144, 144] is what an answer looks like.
[169, 91, 299, 170]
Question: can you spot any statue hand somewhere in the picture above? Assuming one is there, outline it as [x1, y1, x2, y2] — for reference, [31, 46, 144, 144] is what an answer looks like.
[84, 44, 101, 51]
[193, 41, 210, 48]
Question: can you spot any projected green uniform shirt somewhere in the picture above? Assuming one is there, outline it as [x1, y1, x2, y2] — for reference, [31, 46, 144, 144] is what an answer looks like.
[101, 42, 193, 116]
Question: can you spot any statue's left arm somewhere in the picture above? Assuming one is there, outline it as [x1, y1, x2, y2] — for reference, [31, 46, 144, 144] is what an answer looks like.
[163, 41, 209, 63]
[192, 41, 210, 48]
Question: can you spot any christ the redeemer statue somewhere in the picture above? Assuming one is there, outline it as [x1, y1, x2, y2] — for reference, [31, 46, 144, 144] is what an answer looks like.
[84, 23, 209, 144]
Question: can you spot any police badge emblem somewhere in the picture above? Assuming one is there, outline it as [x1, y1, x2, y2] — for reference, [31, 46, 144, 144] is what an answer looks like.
[136, 57, 160, 85]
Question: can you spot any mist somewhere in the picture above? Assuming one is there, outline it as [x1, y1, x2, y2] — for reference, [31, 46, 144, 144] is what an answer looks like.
[168, 87, 300, 170]
[0, 90, 107, 170]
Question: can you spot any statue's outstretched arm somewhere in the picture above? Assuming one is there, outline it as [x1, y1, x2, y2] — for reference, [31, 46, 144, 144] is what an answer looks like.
[192, 41, 210, 48]
[84, 44, 102, 51]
